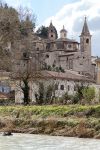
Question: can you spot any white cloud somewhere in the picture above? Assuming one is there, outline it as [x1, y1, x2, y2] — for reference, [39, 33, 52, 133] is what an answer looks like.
[43, 0, 100, 56]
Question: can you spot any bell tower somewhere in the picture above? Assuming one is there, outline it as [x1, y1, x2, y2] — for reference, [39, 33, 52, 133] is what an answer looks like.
[48, 21, 57, 40]
[79, 17, 93, 77]
[80, 17, 92, 57]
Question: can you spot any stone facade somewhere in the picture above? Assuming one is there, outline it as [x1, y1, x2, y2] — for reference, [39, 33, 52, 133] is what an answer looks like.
[13, 17, 99, 103]
[29, 17, 95, 79]
[15, 70, 94, 103]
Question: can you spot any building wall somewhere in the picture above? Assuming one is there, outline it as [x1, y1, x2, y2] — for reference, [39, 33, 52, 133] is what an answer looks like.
[96, 61, 100, 84]
[14, 78, 91, 103]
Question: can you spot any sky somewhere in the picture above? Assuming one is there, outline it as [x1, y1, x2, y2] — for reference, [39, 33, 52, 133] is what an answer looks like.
[5, 0, 100, 56]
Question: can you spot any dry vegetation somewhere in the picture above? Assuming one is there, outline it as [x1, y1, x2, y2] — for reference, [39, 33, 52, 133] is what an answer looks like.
[0, 105, 100, 139]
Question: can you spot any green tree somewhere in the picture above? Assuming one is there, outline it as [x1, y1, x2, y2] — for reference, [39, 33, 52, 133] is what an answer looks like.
[82, 87, 95, 104]
[36, 25, 48, 38]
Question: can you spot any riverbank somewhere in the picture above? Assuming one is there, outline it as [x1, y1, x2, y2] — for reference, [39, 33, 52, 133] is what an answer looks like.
[0, 105, 100, 139]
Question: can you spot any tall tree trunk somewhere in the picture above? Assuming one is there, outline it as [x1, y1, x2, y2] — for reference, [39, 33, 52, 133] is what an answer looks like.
[22, 79, 30, 105]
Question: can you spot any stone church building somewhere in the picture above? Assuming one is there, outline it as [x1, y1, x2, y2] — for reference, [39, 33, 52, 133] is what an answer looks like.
[14, 17, 99, 103]
[40, 17, 95, 79]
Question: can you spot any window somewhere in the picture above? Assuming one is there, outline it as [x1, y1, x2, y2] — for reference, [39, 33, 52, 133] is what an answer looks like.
[46, 54, 49, 58]
[86, 39, 89, 43]
[2, 87, 4, 92]
[23, 52, 27, 58]
[51, 30, 53, 32]
[51, 35, 53, 37]
[60, 85, 64, 90]
[57, 42, 64, 49]
[37, 47, 39, 51]
[74, 86, 77, 91]
[23, 52, 29, 59]
[69, 59, 73, 69]
[68, 44, 71, 48]
[46, 43, 50, 50]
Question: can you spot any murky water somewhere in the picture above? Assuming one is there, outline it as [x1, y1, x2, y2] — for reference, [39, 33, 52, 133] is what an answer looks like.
[0, 133, 100, 150]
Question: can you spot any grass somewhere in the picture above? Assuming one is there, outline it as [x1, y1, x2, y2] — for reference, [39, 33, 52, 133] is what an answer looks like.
[0, 104, 100, 138]
[0, 104, 100, 118]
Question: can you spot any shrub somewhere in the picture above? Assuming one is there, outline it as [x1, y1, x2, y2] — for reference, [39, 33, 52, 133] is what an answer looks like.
[82, 87, 95, 104]
[35, 83, 45, 104]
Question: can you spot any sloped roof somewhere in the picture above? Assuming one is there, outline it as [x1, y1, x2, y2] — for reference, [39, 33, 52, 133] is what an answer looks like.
[81, 17, 90, 36]
[0, 92, 9, 99]
[40, 70, 95, 83]
[56, 38, 79, 43]
[95, 58, 100, 62]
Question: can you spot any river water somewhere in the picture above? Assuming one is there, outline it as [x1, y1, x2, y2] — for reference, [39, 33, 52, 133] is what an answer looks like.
[0, 133, 100, 150]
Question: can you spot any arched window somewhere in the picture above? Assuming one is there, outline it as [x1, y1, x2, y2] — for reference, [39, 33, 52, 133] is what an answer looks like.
[86, 38, 89, 43]
[60, 85, 64, 90]
[2, 87, 4, 92]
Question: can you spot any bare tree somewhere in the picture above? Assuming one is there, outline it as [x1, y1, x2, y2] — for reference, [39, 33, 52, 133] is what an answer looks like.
[0, 2, 38, 104]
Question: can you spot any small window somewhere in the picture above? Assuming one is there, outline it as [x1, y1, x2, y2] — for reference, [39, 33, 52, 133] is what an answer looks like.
[23, 52, 29, 59]
[23, 52, 27, 58]
[60, 85, 64, 90]
[51, 30, 53, 32]
[64, 33, 66, 37]
[37, 47, 39, 51]
[68, 44, 71, 48]
[46, 54, 49, 58]
[2, 87, 4, 92]
[51, 35, 53, 37]
[86, 39, 89, 43]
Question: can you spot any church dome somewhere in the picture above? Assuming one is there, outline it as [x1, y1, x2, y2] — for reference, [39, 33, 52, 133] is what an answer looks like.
[60, 25, 67, 33]
[60, 25, 67, 38]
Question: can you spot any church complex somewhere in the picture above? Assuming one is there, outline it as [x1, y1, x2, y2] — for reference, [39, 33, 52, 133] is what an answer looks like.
[1, 17, 100, 103]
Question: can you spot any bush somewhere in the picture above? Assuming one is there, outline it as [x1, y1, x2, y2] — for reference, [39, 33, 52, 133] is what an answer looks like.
[35, 83, 55, 105]
[0, 99, 15, 106]
[82, 87, 95, 104]
[59, 92, 72, 104]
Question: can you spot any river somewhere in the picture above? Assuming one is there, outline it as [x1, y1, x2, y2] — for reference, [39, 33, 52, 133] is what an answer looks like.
[0, 133, 100, 150]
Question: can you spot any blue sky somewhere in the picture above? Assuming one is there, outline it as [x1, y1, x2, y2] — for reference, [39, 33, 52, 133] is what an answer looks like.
[31, 0, 77, 25]
[6, 0, 77, 25]
[5, 0, 100, 56]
